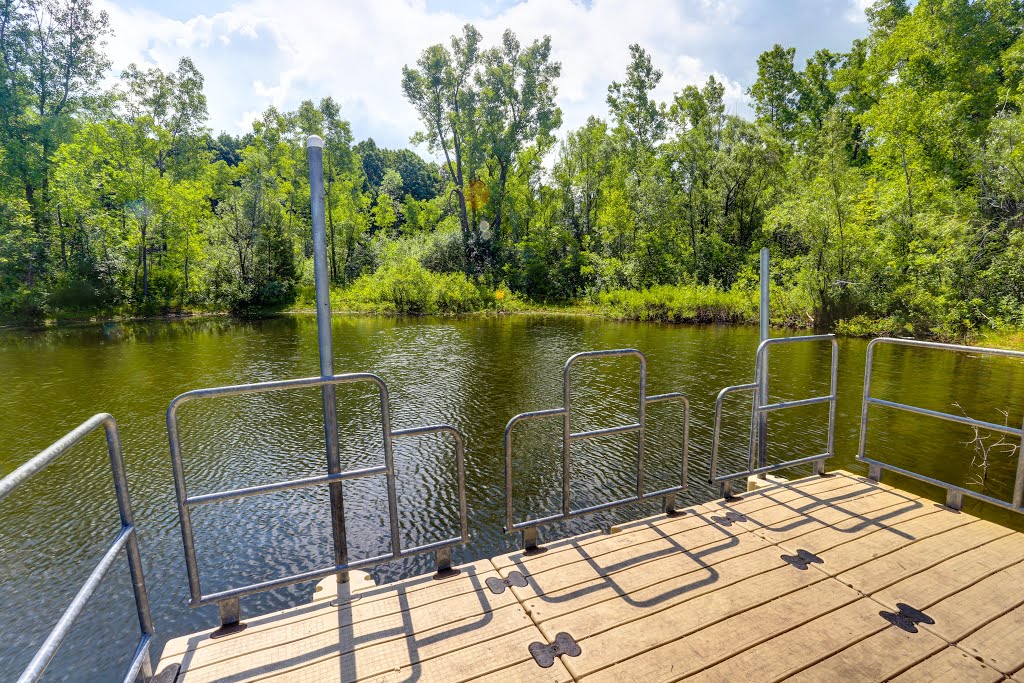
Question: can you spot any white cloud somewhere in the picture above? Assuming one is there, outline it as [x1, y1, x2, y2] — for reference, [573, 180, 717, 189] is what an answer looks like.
[845, 0, 873, 23]
[95, 0, 868, 155]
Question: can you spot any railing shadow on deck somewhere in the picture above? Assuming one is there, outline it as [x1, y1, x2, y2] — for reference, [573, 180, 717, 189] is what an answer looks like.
[500, 473, 929, 615]
[172, 564, 500, 683]
[704, 475, 927, 541]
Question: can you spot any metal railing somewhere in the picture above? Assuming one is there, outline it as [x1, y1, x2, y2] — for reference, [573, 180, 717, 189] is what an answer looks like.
[167, 373, 467, 627]
[503, 349, 690, 550]
[857, 338, 1024, 512]
[0, 414, 155, 683]
[710, 334, 839, 496]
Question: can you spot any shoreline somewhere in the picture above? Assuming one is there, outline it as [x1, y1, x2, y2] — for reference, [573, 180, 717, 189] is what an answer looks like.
[1, 305, 1021, 350]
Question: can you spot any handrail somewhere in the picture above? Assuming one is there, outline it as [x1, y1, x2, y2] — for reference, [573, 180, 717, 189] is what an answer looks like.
[0, 414, 155, 683]
[710, 335, 839, 496]
[503, 349, 690, 550]
[167, 373, 468, 628]
[857, 337, 1024, 512]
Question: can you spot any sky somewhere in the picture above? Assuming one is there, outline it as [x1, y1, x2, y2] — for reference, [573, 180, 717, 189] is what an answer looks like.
[95, 0, 876, 152]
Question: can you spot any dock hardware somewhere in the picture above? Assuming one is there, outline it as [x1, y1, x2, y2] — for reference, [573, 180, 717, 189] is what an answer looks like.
[710, 511, 747, 526]
[880, 603, 935, 633]
[781, 549, 823, 570]
[167, 373, 469, 628]
[503, 348, 690, 551]
[529, 632, 582, 668]
[485, 571, 528, 594]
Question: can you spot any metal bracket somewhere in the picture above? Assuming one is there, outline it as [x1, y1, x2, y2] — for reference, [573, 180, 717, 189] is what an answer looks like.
[486, 571, 528, 595]
[720, 479, 735, 499]
[880, 603, 934, 633]
[868, 463, 882, 482]
[663, 493, 677, 514]
[781, 549, 823, 570]
[710, 511, 747, 527]
[433, 547, 461, 579]
[945, 489, 964, 511]
[211, 598, 246, 638]
[522, 527, 544, 554]
[529, 632, 581, 668]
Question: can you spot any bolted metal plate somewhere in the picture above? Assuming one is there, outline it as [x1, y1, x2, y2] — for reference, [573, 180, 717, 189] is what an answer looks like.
[486, 570, 528, 594]
[781, 549, 823, 570]
[881, 603, 934, 633]
[711, 511, 747, 527]
[529, 632, 581, 668]
[881, 610, 919, 633]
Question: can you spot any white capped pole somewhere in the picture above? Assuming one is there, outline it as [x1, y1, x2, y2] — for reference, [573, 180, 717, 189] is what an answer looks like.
[757, 247, 769, 473]
[308, 135, 348, 582]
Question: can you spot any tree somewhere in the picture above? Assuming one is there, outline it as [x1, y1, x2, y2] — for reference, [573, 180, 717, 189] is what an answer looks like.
[0, 0, 111, 284]
[402, 24, 483, 267]
[607, 44, 665, 156]
[750, 44, 799, 138]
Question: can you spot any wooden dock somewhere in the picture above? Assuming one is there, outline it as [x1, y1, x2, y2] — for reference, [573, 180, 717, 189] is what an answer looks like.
[156, 471, 1024, 683]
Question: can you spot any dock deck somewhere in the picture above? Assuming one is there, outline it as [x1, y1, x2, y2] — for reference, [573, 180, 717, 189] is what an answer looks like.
[156, 471, 1024, 683]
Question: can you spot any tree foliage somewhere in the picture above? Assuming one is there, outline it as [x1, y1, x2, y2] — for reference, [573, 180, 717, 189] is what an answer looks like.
[2, 6, 1024, 339]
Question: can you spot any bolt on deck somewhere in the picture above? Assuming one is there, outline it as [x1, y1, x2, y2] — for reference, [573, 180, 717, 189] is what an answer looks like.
[155, 470, 1024, 683]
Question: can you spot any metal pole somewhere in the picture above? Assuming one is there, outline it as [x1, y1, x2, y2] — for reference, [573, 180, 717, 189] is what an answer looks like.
[308, 135, 348, 583]
[757, 248, 770, 473]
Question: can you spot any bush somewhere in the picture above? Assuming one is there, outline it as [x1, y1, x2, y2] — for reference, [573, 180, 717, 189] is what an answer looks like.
[337, 257, 488, 315]
[595, 283, 758, 324]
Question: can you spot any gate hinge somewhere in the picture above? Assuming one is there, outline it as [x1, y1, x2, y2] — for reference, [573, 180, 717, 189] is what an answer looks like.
[529, 632, 581, 668]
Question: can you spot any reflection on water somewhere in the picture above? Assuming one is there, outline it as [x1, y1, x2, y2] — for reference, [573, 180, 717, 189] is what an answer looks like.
[1, 315, 1023, 681]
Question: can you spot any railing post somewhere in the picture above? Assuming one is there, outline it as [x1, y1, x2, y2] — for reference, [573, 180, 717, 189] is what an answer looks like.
[308, 135, 348, 584]
[757, 247, 770, 475]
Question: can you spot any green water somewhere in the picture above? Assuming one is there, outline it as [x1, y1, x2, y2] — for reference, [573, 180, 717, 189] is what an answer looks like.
[2, 315, 1023, 681]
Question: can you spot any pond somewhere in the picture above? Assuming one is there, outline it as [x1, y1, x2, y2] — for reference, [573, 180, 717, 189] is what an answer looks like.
[2, 314, 1023, 681]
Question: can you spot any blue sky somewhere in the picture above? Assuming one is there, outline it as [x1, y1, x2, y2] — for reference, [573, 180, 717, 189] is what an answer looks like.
[98, 0, 874, 151]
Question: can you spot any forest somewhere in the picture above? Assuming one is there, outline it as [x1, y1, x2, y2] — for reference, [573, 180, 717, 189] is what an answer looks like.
[2, 0, 1024, 340]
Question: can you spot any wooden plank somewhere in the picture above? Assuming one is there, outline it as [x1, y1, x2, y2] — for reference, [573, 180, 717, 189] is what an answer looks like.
[782, 624, 946, 683]
[495, 507, 732, 578]
[466, 657, 574, 683]
[681, 598, 913, 683]
[540, 548, 819, 643]
[163, 579, 520, 674]
[266, 624, 547, 683]
[722, 484, 921, 540]
[508, 519, 753, 601]
[573, 578, 861, 682]
[492, 472, 859, 576]
[774, 503, 947, 564]
[177, 605, 536, 682]
[872, 534, 1024, 615]
[745, 488, 927, 547]
[160, 560, 498, 661]
[958, 603, 1024, 675]
[888, 648, 1005, 683]
[922, 560, 1024, 642]
[835, 521, 1012, 594]
[516, 532, 775, 624]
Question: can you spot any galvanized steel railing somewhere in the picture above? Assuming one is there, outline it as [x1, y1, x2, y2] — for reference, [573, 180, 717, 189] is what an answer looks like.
[710, 335, 839, 496]
[167, 373, 467, 628]
[503, 349, 690, 550]
[0, 414, 155, 683]
[858, 338, 1024, 512]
